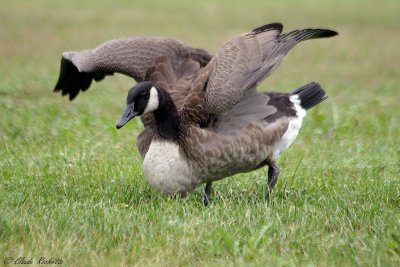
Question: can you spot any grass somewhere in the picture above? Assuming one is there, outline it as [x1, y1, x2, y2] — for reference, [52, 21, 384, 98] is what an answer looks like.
[1, 0, 399, 266]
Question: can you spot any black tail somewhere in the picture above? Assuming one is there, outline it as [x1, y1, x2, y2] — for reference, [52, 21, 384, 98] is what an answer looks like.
[292, 82, 327, 110]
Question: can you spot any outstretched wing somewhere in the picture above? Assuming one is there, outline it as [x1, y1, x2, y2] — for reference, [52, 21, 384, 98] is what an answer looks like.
[54, 36, 212, 100]
[204, 22, 337, 115]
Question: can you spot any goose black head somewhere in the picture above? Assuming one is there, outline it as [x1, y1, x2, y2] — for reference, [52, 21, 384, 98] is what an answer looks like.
[116, 81, 160, 129]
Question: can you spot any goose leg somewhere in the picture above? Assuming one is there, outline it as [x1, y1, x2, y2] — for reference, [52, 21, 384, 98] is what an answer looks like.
[266, 162, 279, 198]
[203, 182, 213, 206]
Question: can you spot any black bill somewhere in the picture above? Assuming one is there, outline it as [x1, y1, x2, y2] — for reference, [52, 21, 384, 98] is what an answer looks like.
[116, 103, 137, 129]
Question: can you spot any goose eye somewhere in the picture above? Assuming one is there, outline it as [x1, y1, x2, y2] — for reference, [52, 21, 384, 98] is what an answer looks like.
[140, 92, 148, 99]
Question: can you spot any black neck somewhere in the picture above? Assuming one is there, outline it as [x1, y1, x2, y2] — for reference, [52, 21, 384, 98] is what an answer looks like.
[153, 89, 180, 142]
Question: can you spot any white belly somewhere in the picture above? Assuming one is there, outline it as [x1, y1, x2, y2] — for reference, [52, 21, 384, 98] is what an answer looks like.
[143, 140, 197, 195]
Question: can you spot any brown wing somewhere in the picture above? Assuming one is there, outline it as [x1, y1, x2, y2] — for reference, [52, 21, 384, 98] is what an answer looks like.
[138, 56, 204, 157]
[205, 23, 337, 115]
[54, 36, 212, 100]
[209, 88, 278, 134]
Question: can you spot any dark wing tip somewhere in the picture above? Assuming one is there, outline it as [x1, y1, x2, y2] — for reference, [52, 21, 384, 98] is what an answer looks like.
[53, 86, 61, 92]
[312, 29, 338, 38]
[54, 57, 69, 92]
[329, 30, 339, 36]
[278, 28, 338, 43]
[252, 22, 283, 34]
[53, 56, 96, 101]
[69, 91, 79, 101]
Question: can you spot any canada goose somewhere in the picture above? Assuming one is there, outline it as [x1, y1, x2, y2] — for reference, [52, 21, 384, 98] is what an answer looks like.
[54, 37, 213, 156]
[115, 23, 337, 204]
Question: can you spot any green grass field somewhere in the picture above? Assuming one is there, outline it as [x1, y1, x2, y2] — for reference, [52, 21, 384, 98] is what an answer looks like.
[1, 0, 399, 266]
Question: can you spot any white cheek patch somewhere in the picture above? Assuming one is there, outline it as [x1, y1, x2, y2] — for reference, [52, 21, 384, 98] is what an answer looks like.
[143, 87, 159, 114]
